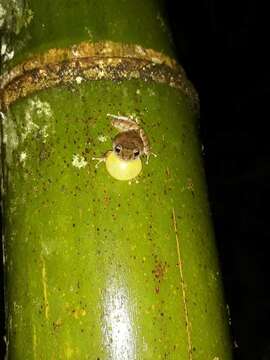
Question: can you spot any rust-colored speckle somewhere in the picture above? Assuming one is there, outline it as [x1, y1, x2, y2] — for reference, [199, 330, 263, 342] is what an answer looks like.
[187, 178, 194, 192]
[71, 307, 87, 319]
[152, 260, 168, 281]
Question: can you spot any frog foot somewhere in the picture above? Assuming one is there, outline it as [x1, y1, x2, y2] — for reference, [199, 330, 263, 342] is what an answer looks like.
[92, 156, 106, 168]
[146, 152, 157, 164]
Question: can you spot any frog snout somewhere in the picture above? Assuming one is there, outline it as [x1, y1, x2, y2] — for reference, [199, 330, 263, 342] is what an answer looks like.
[122, 153, 134, 161]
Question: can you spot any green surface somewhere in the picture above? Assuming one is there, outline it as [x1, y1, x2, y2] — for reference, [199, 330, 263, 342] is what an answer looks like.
[3, 82, 231, 359]
[4, 0, 174, 68]
[1, 0, 232, 359]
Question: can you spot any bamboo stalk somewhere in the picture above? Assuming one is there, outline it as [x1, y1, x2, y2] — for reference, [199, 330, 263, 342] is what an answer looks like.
[1, 0, 232, 359]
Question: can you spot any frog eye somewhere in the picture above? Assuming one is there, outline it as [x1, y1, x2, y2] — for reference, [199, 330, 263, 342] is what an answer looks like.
[114, 144, 122, 153]
[133, 149, 140, 158]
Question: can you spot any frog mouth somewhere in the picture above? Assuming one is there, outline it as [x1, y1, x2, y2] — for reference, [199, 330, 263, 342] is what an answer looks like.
[113, 151, 134, 161]
[118, 154, 135, 161]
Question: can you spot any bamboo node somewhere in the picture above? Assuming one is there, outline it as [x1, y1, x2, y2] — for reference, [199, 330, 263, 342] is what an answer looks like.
[0, 41, 199, 112]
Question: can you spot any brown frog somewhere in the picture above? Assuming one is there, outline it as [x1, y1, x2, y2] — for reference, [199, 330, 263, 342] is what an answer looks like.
[93, 114, 155, 167]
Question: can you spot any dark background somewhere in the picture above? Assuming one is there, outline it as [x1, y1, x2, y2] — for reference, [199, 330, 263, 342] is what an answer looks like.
[167, 1, 270, 359]
[1, 1, 269, 359]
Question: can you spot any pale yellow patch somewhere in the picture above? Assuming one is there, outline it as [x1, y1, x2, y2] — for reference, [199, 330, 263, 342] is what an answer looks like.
[72, 308, 87, 319]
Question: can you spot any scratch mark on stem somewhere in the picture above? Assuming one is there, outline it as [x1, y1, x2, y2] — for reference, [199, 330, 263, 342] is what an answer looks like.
[33, 324, 37, 359]
[172, 208, 193, 360]
[41, 256, 49, 319]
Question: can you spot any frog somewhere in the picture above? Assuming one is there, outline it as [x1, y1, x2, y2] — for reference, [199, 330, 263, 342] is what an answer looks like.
[92, 114, 156, 181]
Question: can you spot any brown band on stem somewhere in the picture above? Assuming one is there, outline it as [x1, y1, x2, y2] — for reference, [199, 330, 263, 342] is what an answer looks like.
[0, 41, 199, 112]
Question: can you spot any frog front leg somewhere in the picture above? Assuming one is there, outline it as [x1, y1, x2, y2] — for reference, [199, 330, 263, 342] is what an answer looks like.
[138, 128, 157, 164]
[92, 150, 112, 168]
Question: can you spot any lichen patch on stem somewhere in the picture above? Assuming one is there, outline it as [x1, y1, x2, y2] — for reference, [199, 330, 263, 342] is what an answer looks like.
[72, 154, 87, 169]
[23, 97, 53, 142]
[2, 110, 19, 165]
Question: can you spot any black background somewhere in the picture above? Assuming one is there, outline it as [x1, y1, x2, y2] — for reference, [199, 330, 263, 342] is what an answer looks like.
[1, 1, 270, 359]
[167, 1, 270, 359]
